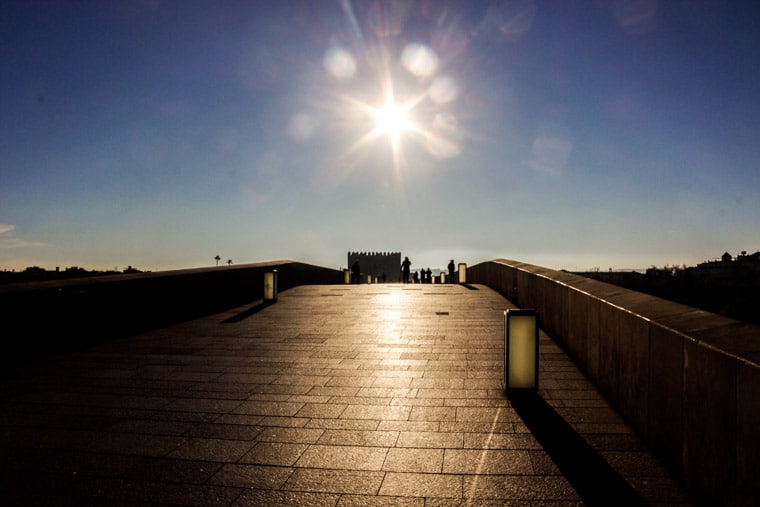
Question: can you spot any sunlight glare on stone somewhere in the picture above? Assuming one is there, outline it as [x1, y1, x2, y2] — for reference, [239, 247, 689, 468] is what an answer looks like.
[376, 292, 405, 341]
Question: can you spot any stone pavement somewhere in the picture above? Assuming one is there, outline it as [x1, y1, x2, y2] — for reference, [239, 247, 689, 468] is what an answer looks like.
[0, 284, 695, 506]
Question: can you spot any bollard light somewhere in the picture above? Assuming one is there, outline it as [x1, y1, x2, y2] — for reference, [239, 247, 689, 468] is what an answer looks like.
[264, 270, 278, 303]
[504, 309, 538, 392]
[458, 263, 467, 284]
[440, 272, 446, 284]
[344, 269, 350, 285]
[367, 274, 372, 284]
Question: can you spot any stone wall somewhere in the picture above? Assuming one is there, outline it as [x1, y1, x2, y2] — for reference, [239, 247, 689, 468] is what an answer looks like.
[469, 259, 760, 507]
[347, 251, 402, 283]
[0, 260, 342, 368]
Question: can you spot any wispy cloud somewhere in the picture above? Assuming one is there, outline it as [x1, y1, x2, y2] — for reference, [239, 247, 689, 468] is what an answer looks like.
[0, 224, 49, 249]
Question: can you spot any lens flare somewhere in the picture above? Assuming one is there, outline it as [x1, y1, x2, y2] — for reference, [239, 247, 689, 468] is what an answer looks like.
[489, 0, 536, 40]
[401, 43, 439, 78]
[426, 112, 462, 158]
[324, 46, 357, 79]
[429, 76, 458, 104]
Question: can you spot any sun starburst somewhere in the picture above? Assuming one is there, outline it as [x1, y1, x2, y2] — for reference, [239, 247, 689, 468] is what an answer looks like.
[319, 41, 464, 178]
[372, 97, 413, 141]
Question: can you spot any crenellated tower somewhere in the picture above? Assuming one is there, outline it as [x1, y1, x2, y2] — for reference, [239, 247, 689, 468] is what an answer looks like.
[347, 251, 402, 283]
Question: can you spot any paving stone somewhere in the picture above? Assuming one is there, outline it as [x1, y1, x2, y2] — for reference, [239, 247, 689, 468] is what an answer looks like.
[158, 483, 244, 506]
[233, 489, 340, 506]
[283, 468, 384, 495]
[379, 472, 462, 498]
[395, 431, 463, 449]
[382, 447, 444, 472]
[162, 398, 245, 414]
[182, 422, 264, 440]
[337, 494, 424, 506]
[372, 377, 414, 388]
[442, 449, 534, 474]
[462, 432, 541, 450]
[257, 426, 325, 443]
[294, 402, 348, 418]
[240, 442, 309, 466]
[123, 457, 222, 483]
[462, 475, 579, 500]
[208, 463, 294, 489]
[390, 396, 445, 406]
[316, 429, 399, 447]
[232, 400, 304, 417]
[295, 444, 388, 470]
[377, 420, 439, 432]
[305, 418, 380, 431]
[87, 433, 186, 457]
[340, 405, 412, 420]
[167, 438, 254, 461]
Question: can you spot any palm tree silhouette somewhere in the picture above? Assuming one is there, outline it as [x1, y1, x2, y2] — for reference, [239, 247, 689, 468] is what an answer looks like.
[214, 255, 221, 267]
[227, 259, 232, 266]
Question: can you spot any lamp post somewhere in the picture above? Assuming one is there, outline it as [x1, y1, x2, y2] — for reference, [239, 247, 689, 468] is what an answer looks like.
[504, 309, 538, 393]
[264, 270, 278, 303]
[458, 263, 467, 284]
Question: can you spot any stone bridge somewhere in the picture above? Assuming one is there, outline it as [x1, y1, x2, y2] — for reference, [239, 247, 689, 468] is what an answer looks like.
[1, 259, 757, 505]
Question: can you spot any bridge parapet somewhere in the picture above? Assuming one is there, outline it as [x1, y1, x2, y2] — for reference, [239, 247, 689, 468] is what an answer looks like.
[470, 259, 760, 507]
[0, 260, 342, 368]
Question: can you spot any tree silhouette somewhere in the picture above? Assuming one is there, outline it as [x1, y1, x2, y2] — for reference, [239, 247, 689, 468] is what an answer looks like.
[227, 259, 232, 266]
[214, 255, 221, 267]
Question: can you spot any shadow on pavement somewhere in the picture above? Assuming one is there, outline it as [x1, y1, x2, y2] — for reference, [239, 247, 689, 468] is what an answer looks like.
[221, 300, 272, 323]
[510, 392, 647, 507]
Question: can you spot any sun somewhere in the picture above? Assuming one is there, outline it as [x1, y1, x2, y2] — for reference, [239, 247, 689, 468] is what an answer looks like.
[321, 41, 464, 177]
[373, 98, 412, 141]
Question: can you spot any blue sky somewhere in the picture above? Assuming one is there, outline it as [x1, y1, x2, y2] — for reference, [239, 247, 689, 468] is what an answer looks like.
[2, 0, 759, 273]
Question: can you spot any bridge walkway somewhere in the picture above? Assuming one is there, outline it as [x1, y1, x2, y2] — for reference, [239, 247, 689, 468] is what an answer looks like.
[0, 284, 694, 505]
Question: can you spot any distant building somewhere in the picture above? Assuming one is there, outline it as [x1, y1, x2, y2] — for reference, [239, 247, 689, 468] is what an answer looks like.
[693, 249, 760, 278]
[347, 251, 402, 283]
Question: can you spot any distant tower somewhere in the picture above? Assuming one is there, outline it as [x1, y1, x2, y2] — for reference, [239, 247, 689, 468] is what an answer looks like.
[347, 251, 402, 283]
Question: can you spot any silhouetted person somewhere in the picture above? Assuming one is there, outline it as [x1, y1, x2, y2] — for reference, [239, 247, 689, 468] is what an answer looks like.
[448, 259, 455, 283]
[401, 256, 411, 283]
[426, 268, 432, 283]
[413, 271, 419, 283]
[351, 260, 361, 284]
